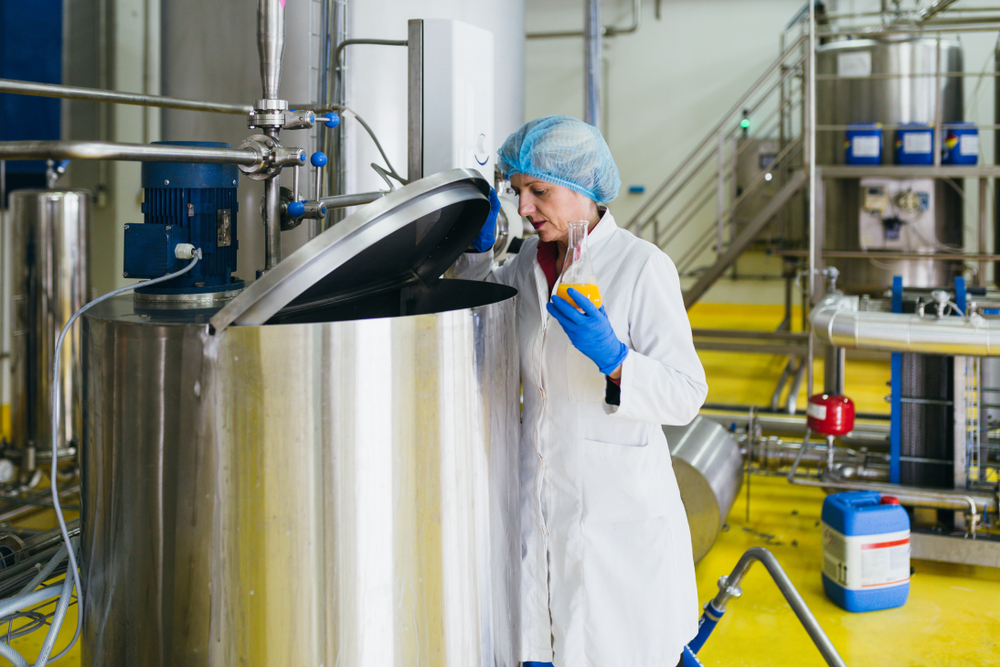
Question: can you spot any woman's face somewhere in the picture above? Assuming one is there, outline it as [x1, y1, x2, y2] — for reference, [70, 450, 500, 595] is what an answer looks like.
[510, 174, 599, 246]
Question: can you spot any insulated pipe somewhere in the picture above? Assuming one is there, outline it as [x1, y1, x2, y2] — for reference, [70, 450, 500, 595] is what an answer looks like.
[710, 548, 847, 667]
[811, 294, 1000, 356]
[257, 0, 285, 101]
[0, 78, 252, 115]
[584, 0, 601, 128]
[0, 140, 260, 166]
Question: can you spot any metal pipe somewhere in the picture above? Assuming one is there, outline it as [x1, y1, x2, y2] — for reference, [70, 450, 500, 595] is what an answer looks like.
[807, 1, 817, 401]
[333, 39, 408, 65]
[257, 0, 285, 101]
[701, 410, 890, 446]
[0, 140, 260, 166]
[811, 293, 1000, 356]
[919, 0, 962, 22]
[792, 475, 995, 515]
[711, 548, 847, 667]
[933, 36, 943, 168]
[716, 132, 725, 257]
[694, 341, 809, 355]
[264, 174, 282, 271]
[584, 0, 601, 128]
[782, 249, 1000, 261]
[527, 0, 640, 39]
[817, 23, 1000, 37]
[0, 78, 251, 115]
[317, 191, 386, 209]
[330, 1, 349, 228]
[979, 178, 988, 287]
[693, 328, 808, 341]
[787, 356, 807, 414]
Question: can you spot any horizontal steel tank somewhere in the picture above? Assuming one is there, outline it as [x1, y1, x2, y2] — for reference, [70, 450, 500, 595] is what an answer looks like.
[10, 190, 90, 473]
[81, 170, 520, 667]
[817, 37, 964, 293]
[663, 416, 744, 563]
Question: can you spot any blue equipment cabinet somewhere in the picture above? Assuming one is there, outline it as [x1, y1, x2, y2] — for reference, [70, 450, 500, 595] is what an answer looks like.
[125, 142, 243, 295]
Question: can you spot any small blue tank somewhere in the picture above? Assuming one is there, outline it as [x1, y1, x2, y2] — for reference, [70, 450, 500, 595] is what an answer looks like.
[845, 123, 882, 165]
[894, 124, 934, 165]
[821, 491, 910, 613]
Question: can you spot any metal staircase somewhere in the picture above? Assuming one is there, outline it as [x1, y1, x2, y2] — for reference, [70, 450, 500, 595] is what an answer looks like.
[624, 28, 812, 311]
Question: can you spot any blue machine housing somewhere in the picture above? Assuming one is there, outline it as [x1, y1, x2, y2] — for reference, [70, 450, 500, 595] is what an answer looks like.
[125, 141, 242, 293]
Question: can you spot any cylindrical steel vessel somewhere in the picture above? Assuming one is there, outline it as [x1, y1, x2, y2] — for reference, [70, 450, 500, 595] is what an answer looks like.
[663, 416, 744, 563]
[82, 287, 519, 666]
[817, 37, 964, 293]
[81, 170, 520, 667]
[10, 190, 90, 471]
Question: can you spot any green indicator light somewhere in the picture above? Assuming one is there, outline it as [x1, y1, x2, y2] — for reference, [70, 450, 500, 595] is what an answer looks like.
[740, 119, 750, 129]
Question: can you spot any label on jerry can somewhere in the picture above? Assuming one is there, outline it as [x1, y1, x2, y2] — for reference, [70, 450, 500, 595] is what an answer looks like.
[822, 524, 910, 590]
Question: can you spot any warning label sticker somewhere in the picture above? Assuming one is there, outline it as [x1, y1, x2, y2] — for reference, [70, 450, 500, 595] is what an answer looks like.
[823, 525, 910, 590]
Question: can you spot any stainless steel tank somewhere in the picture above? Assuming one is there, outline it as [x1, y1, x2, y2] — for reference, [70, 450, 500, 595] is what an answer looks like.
[81, 170, 521, 667]
[10, 190, 90, 474]
[664, 416, 744, 563]
[817, 37, 964, 293]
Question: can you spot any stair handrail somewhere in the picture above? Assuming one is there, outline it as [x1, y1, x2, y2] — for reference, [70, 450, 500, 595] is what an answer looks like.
[625, 32, 807, 234]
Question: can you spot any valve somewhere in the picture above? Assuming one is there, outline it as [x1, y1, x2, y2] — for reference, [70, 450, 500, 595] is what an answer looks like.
[237, 134, 306, 181]
[279, 186, 328, 231]
[311, 151, 328, 200]
[283, 110, 317, 131]
[320, 112, 340, 128]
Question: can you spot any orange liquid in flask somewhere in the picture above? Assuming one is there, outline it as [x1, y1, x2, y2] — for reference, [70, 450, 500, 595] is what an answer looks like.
[556, 283, 602, 310]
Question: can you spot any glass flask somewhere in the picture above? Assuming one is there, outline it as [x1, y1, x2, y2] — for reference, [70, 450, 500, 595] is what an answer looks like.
[555, 219, 602, 310]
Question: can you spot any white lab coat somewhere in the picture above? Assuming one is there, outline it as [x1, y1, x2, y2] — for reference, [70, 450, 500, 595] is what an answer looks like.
[455, 209, 708, 667]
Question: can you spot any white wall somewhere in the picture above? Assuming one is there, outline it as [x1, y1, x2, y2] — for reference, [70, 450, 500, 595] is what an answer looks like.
[524, 0, 999, 303]
[525, 0, 805, 225]
[345, 1, 525, 196]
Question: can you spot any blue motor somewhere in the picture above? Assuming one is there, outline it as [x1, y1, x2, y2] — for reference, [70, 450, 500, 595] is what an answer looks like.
[125, 141, 243, 295]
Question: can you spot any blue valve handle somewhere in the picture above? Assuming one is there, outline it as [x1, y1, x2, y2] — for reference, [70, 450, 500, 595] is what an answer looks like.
[287, 201, 306, 218]
[322, 112, 340, 128]
[310, 152, 328, 168]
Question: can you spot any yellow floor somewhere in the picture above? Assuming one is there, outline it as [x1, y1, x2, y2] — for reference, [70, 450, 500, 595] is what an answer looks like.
[691, 303, 1000, 667]
[690, 303, 891, 415]
[694, 476, 1000, 667]
[0, 303, 993, 666]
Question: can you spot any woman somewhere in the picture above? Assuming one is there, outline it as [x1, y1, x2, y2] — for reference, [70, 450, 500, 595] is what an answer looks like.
[458, 115, 708, 667]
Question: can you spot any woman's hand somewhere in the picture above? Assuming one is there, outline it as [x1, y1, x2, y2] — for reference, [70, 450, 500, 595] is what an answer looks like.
[546, 288, 628, 376]
[467, 187, 501, 253]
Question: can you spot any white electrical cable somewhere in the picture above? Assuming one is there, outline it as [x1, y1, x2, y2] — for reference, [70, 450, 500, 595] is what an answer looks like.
[43, 249, 202, 664]
[16, 543, 69, 598]
[32, 575, 74, 666]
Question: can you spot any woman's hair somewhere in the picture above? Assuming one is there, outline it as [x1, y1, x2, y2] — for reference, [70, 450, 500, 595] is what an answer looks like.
[498, 115, 621, 204]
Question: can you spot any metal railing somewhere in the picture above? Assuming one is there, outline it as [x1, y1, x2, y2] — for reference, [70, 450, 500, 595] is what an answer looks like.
[624, 31, 810, 302]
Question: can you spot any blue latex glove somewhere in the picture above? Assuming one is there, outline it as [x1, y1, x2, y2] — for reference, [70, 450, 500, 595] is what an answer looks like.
[468, 187, 500, 253]
[546, 288, 628, 375]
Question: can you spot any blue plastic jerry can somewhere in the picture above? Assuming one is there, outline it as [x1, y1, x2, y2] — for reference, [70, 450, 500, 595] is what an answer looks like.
[821, 491, 910, 612]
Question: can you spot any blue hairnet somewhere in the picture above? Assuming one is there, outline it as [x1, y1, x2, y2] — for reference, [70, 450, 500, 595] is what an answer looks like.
[498, 115, 622, 204]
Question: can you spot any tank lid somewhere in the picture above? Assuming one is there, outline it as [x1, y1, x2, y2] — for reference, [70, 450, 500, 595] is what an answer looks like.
[210, 168, 492, 333]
